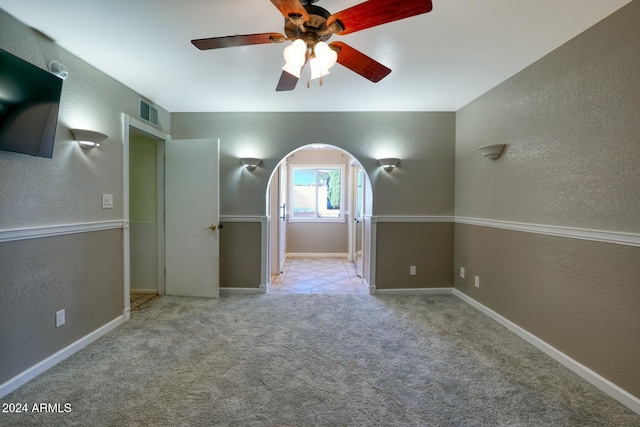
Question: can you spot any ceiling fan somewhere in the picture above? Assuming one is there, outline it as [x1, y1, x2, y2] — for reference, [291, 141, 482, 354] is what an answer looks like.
[191, 0, 433, 91]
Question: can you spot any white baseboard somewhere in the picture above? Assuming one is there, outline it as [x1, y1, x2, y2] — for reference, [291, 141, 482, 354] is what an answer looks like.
[0, 316, 123, 399]
[130, 289, 158, 294]
[374, 287, 455, 296]
[220, 287, 262, 295]
[452, 289, 640, 416]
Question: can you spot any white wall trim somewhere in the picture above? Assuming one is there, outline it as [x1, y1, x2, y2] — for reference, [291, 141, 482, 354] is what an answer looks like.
[456, 216, 640, 247]
[374, 215, 455, 223]
[0, 220, 125, 243]
[369, 215, 640, 248]
[374, 287, 455, 296]
[220, 287, 263, 295]
[220, 215, 268, 223]
[452, 289, 640, 416]
[121, 113, 171, 141]
[0, 316, 123, 399]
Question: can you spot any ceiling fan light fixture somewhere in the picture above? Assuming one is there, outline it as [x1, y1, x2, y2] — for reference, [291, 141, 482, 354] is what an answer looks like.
[282, 62, 303, 78]
[282, 39, 307, 78]
[309, 41, 337, 80]
[310, 57, 329, 80]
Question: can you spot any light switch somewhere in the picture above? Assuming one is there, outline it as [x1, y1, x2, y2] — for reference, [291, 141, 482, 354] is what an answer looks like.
[102, 194, 113, 209]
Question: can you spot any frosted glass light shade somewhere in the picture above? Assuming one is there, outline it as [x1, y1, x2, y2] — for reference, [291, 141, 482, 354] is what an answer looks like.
[282, 39, 307, 78]
[477, 144, 506, 160]
[377, 158, 400, 171]
[70, 128, 108, 149]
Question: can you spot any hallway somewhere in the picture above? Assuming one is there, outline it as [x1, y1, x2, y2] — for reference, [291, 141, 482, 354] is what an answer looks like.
[270, 257, 368, 295]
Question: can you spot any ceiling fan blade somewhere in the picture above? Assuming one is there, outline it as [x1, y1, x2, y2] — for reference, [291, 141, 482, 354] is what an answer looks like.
[330, 42, 391, 83]
[270, 0, 309, 20]
[191, 33, 285, 50]
[275, 51, 309, 92]
[327, 0, 433, 35]
[275, 71, 299, 91]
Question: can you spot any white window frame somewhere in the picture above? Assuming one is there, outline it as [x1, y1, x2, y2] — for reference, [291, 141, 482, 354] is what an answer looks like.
[288, 164, 345, 223]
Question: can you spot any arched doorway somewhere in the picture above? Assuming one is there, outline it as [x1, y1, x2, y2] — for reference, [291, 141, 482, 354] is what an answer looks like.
[265, 144, 374, 294]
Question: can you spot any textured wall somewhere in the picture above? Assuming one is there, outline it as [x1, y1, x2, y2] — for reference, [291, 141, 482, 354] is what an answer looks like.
[455, 3, 640, 232]
[172, 111, 455, 289]
[0, 230, 123, 385]
[454, 1, 640, 399]
[454, 224, 640, 398]
[0, 10, 169, 386]
[171, 111, 456, 217]
[376, 222, 453, 289]
[0, 10, 169, 229]
[219, 222, 262, 288]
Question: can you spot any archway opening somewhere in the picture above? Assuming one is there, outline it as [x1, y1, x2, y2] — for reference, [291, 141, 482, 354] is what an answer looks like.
[265, 143, 374, 294]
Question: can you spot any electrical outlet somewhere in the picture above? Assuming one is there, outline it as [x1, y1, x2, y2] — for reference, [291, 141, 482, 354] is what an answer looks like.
[56, 309, 65, 327]
[409, 266, 417, 276]
[460, 267, 465, 278]
[102, 194, 113, 209]
[475, 276, 480, 288]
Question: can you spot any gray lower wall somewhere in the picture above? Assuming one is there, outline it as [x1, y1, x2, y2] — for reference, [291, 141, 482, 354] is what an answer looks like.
[286, 221, 349, 254]
[220, 222, 262, 288]
[454, 224, 640, 398]
[376, 222, 453, 289]
[0, 230, 123, 385]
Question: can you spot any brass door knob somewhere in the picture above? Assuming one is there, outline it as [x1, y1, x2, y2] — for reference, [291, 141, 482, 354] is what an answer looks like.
[208, 224, 217, 231]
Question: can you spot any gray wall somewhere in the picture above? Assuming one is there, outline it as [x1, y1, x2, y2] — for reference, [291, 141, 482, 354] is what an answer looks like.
[171, 112, 456, 217]
[0, 9, 170, 385]
[454, 1, 640, 398]
[171, 111, 456, 289]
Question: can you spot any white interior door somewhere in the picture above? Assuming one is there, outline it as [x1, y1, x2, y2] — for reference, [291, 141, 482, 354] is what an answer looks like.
[165, 138, 220, 298]
[352, 167, 364, 277]
[278, 164, 287, 272]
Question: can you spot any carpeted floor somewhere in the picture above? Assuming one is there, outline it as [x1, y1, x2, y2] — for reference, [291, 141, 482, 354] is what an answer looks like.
[1, 294, 638, 426]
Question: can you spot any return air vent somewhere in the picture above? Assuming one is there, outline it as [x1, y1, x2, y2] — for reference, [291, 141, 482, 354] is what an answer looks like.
[139, 99, 159, 126]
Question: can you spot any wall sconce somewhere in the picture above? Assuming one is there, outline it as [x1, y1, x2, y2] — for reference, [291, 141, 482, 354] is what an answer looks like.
[477, 144, 506, 160]
[377, 158, 400, 172]
[70, 129, 108, 149]
[240, 158, 262, 171]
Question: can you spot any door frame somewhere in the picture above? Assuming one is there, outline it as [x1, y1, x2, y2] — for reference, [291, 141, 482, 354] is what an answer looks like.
[121, 113, 171, 320]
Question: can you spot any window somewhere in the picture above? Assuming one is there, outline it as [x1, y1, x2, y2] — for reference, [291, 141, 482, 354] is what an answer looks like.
[290, 166, 343, 221]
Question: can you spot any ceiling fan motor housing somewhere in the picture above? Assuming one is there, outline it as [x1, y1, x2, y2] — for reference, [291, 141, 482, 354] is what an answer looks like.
[285, 4, 334, 45]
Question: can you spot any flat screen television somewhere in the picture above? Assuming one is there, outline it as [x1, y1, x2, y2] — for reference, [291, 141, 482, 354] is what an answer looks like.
[0, 48, 63, 158]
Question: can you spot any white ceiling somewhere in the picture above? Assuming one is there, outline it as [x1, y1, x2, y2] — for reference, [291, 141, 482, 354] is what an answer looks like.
[0, 0, 632, 113]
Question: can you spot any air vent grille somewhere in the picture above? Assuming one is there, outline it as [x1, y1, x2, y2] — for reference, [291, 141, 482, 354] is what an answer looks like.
[139, 99, 159, 126]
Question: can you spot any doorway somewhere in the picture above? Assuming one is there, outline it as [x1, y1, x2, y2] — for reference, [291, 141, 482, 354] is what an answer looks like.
[129, 127, 164, 296]
[266, 144, 372, 294]
[122, 116, 168, 318]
